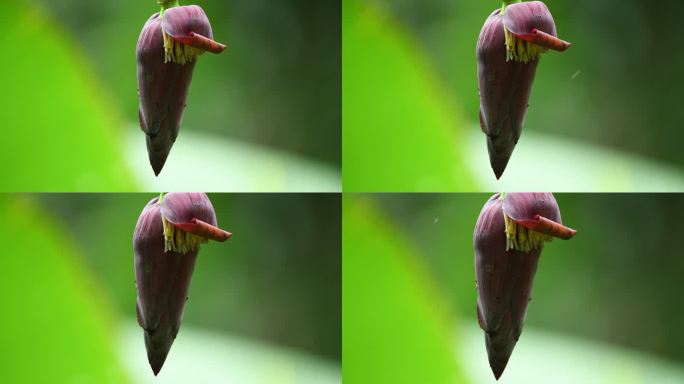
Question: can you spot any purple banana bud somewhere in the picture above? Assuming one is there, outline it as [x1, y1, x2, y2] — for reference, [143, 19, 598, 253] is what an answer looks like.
[136, 4, 226, 176]
[477, 1, 570, 179]
[134, 192, 231, 375]
[474, 192, 576, 380]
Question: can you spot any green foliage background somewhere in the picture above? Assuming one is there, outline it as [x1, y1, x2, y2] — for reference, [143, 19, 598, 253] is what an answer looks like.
[0, 0, 340, 191]
[344, 193, 684, 383]
[343, 0, 684, 191]
[0, 193, 341, 383]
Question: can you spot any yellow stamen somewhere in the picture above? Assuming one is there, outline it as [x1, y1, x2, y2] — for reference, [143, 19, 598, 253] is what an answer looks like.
[162, 215, 208, 254]
[163, 31, 204, 65]
[503, 211, 552, 252]
[504, 26, 547, 63]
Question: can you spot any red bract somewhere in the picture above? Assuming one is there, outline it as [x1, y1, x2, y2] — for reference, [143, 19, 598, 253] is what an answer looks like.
[134, 192, 231, 375]
[136, 5, 226, 176]
[162, 5, 226, 61]
[474, 192, 575, 380]
[477, 1, 570, 179]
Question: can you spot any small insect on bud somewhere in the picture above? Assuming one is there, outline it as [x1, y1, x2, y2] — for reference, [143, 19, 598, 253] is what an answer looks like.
[474, 192, 576, 380]
[133, 192, 231, 375]
[136, 2, 226, 176]
[476, 1, 570, 179]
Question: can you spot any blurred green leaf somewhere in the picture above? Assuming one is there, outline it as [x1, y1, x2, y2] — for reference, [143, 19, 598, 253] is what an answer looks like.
[0, 195, 129, 383]
[342, 0, 474, 192]
[342, 195, 466, 383]
[0, 1, 134, 191]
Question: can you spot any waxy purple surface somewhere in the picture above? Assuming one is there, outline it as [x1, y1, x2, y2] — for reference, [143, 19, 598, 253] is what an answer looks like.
[160, 192, 218, 227]
[162, 5, 214, 42]
[474, 192, 576, 379]
[133, 196, 199, 375]
[477, 10, 539, 179]
[502, 192, 562, 223]
[502, 1, 558, 39]
[136, 13, 196, 176]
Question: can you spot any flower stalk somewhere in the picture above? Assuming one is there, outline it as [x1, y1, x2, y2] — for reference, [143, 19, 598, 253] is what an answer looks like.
[159, 0, 180, 11]
[501, 0, 521, 12]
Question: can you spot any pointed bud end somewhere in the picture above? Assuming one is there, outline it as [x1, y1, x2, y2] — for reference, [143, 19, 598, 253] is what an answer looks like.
[487, 343, 512, 381]
[152, 162, 165, 177]
[493, 165, 504, 180]
[147, 139, 172, 176]
[144, 329, 173, 377]
[490, 153, 511, 180]
[488, 338, 512, 380]
[487, 135, 514, 180]
[150, 158, 167, 177]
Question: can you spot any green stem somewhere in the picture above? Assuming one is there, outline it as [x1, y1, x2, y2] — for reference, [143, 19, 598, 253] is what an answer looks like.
[501, 0, 522, 13]
[158, 0, 180, 16]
